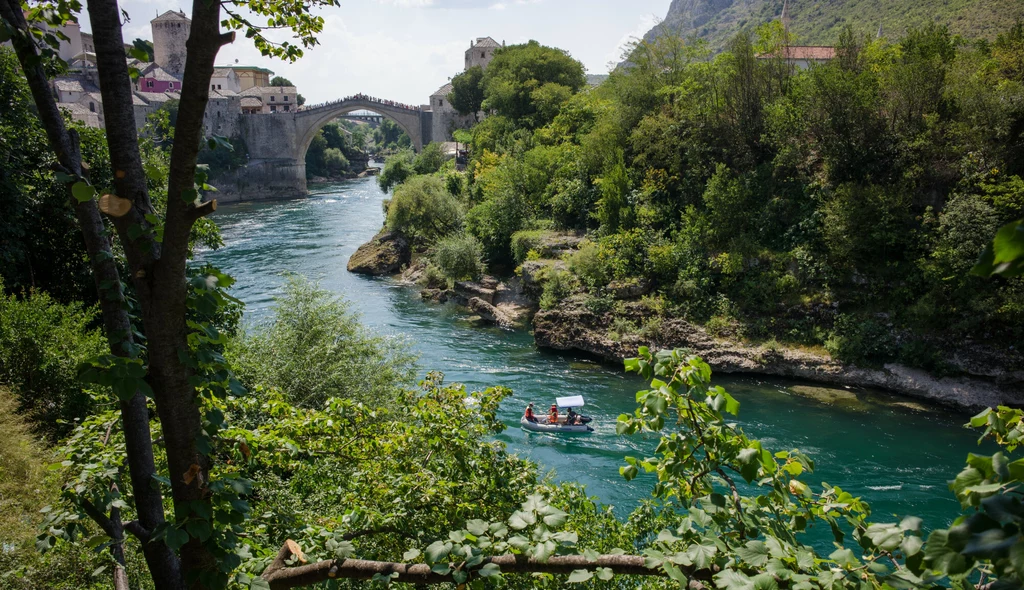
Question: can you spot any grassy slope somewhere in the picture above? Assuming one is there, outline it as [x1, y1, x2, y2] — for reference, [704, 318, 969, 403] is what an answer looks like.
[648, 0, 1024, 52]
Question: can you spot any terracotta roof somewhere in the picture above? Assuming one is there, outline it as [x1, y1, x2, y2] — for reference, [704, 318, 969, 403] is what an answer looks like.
[240, 97, 262, 108]
[432, 82, 453, 97]
[153, 10, 189, 23]
[474, 37, 501, 48]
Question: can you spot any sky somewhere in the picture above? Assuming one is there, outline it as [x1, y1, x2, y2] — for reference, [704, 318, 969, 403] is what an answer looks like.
[84, 0, 671, 105]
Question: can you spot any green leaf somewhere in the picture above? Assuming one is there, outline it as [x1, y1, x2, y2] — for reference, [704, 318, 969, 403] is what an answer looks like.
[478, 563, 501, 577]
[333, 540, 355, 559]
[543, 509, 568, 528]
[165, 526, 189, 551]
[596, 567, 614, 581]
[686, 541, 717, 569]
[901, 535, 923, 557]
[403, 548, 421, 561]
[736, 541, 770, 568]
[567, 569, 593, 583]
[583, 548, 600, 562]
[424, 540, 451, 564]
[71, 182, 95, 203]
[466, 519, 488, 537]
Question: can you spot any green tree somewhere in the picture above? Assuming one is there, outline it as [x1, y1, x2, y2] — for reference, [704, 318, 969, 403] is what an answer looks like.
[482, 40, 587, 128]
[378, 149, 415, 192]
[386, 174, 463, 243]
[449, 64, 485, 120]
[431, 233, 485, 284]
[2, 0, 344, 584]
[413, 141, 448, 174]
[227, 278, 415, 409]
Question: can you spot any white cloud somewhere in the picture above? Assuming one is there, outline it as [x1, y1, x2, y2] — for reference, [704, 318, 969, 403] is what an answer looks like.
[605, 12, 660, 70]
[80, 0, 670, 105]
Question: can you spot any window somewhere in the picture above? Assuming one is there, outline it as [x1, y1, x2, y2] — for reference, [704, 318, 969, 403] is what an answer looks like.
[284, 95, 288, 101]
[284, 105, 289, 112]
[270, 105, 277, 112]
[147, 80, 154, 88]
[217, 84, 222, 90]
[270, 96, 275, 102]
[89, 102, 95, 112]
[481, 52, 485, 58]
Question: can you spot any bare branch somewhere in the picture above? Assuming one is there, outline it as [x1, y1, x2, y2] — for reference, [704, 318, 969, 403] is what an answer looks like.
[261, 541, 663, 589]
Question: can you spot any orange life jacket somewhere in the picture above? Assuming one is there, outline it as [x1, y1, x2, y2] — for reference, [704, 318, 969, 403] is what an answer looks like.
[525, 407, 535, 419]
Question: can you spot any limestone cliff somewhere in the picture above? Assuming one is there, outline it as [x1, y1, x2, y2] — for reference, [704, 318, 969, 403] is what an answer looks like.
[642, 0, 1024, 55]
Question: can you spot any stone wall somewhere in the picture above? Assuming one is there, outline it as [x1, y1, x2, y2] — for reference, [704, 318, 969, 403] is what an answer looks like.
[211, 159, 307, 203]
[152, 18, 189, 77]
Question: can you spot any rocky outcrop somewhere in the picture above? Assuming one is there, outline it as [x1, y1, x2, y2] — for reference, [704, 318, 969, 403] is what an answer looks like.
[455, 281, 497, 305]
[533, 297, 1024, 411]
[468, 297, 516, 329]
[347, 230, 411, 275]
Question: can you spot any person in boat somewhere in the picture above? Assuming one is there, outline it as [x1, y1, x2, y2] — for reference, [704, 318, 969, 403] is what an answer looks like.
[549, 404, 559, 424]
[566, 407, 579, 425]
[524, 403, 538, 423]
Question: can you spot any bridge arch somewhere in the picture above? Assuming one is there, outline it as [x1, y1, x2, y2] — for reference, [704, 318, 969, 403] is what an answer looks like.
[295, 98, 427, 159]
[231, 96, 432, 202]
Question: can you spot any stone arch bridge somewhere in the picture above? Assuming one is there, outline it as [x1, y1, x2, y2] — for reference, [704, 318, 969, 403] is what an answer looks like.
[227, 96, 433, 200]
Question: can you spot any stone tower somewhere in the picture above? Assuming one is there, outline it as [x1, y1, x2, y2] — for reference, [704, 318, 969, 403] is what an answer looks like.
[152, 10, 190, 77]
[464, 37, 502, 71]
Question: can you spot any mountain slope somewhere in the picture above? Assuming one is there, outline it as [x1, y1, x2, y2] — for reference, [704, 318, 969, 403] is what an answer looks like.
[645, 0, 1024, 53]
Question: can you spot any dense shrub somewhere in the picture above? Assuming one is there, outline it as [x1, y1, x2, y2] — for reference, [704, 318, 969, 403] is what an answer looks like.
[385, 175, 463, 243]
[378, 150, 416, 192]
[431, 233, 485, 284]
[538, 269, 577, 310]
[0, 284, 106, 438]
[566, 240, 610, 290]
[227, 278, 417, 409]
[413, 142, 448, 175]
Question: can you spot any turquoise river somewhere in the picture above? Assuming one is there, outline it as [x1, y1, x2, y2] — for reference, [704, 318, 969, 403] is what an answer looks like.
[199, 175, 988, 532]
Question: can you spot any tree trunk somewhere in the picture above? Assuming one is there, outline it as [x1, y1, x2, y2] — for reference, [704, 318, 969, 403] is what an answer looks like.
[84, 0, 231, 584]
[0, 2, 182, 587]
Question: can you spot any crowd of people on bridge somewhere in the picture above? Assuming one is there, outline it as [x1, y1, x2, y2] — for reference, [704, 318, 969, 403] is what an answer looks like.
[305, 93, 418, 111]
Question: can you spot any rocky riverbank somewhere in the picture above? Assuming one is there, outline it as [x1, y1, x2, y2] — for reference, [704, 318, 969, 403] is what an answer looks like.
[348, 230, 1024, 411]
[533, 295, 1024, 412]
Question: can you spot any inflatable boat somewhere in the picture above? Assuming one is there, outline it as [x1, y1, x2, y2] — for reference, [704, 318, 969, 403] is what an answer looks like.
[520, 416, 594, 433]
[520, 395, 594, 433]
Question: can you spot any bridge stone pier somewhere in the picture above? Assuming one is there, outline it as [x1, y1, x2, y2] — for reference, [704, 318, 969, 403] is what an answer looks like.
[220, 97, 432, 201]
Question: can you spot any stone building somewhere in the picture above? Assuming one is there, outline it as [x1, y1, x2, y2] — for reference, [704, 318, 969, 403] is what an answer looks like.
[151, 10, 190, 77]
[428, 36, 502, 143]
[211, 67, 242, 93]
[135, 63, 181, 93]
[229, 65, 274, 91]
[239, 85, 298, 113]
[465, 37, 502, 71]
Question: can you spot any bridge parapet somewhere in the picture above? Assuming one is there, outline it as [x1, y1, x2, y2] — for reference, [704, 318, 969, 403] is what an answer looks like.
[302, 94, 421, 114]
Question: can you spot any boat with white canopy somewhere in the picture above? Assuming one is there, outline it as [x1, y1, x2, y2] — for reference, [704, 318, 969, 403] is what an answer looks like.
[520, 395, 594, 433]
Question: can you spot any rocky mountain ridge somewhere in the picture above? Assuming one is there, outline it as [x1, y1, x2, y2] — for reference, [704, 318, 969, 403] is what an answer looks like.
[643, 0, 1024, 54]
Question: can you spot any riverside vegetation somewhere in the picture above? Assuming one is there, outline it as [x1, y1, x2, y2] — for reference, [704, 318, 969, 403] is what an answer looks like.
[372, 24, 1024, 396]
[4, 2, 1024, 590]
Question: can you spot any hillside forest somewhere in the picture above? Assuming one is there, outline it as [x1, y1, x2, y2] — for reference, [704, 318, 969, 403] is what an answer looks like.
[382, 23, 1024, 375]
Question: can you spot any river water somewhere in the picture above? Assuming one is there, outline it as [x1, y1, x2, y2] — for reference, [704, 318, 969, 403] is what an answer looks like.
[199, 176, 985, 531]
